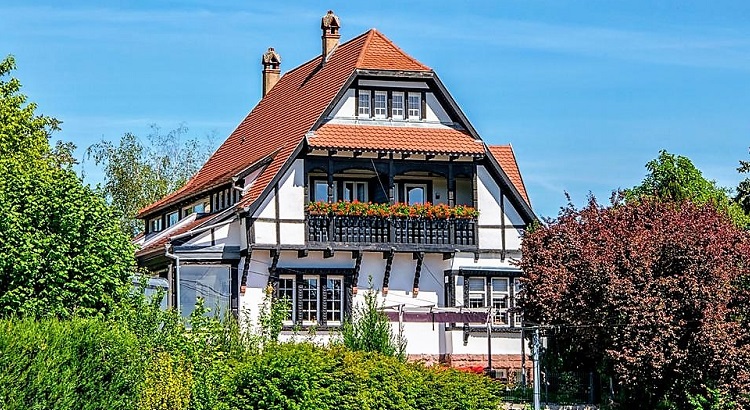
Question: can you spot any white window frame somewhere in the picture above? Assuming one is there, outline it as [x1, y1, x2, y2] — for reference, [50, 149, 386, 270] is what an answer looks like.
[343, 181, 368, 202]
[278, 275, 297, 325]
[467, 277, 487, 309]
[167, 211, 179, 228]
[391, 91, 404, 119]
[513, 279, 523, 327]
[325, 276, 344, 325]
[491, 277, 510, 326]
[149, 217, 163, 233]
[300, 275, 320, 325]
[358, 90, 371, 117]
[313, 180, 330, 202]
[373, 91, 387, 118]
[404, 183, 427, 205]
[407, 92, 421, 119]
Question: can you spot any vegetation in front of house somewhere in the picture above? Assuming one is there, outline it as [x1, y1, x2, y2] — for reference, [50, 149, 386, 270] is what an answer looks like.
[0, 285, 506, 410]
[307, 200, 479, 218]
[520, 152, 750, 409]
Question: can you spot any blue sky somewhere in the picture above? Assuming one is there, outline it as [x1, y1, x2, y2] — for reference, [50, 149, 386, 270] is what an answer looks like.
[2, 1, 750, 218]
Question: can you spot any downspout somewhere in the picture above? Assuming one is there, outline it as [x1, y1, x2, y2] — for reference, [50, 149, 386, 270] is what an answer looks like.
[164, 244, 180, 314]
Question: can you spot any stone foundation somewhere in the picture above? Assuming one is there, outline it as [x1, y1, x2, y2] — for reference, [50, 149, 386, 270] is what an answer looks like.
[406, 353, 532, 382]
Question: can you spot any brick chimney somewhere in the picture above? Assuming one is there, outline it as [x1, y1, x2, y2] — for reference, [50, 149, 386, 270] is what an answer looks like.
[321, 10, 341, 59]
[261, 47, 281, 97]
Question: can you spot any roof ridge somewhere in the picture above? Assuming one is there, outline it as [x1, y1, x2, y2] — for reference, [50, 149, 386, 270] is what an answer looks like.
[355, 29, 376, 68]
[370, 29, 429, 70]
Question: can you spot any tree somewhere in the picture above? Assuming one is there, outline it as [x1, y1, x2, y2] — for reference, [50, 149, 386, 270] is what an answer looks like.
[625, 150, 749, 227]
[734, 150, 750, 215]
[0, 55, 135, 318]
[86, 124, 214, 236]
[520, 197, 750, 408]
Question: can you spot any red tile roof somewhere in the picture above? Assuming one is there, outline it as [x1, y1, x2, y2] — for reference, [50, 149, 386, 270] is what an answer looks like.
[309, 124, 483, 155]
[488, 145, 530, 206]
[138, 29, 432, 219]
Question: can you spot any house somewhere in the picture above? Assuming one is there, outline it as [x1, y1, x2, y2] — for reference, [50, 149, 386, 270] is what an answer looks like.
[135, 10, 536, 377]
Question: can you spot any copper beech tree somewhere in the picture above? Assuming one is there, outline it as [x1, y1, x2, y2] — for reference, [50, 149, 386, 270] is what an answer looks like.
[520, 197, 750, 408]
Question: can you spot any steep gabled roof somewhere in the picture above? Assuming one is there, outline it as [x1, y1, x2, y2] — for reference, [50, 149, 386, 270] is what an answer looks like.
[487, 145, 531, 206]
[138, 29, 431, 219]
[308, 124, 483, 155]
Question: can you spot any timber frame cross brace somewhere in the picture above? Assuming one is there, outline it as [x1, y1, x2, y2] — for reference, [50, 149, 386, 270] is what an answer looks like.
[382, 249, 394, 295]
[352, 251, 363, 295]
[412, 252, 424, 297]
[266, 249, 280, 288]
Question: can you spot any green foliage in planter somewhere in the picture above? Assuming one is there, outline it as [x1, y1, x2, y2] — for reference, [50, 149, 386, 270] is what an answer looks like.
[0, 317, 144, 410]
[307, 201, 479, 219]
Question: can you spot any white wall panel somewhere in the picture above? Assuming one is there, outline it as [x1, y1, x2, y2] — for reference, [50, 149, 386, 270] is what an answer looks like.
[278, 159, 305, 220]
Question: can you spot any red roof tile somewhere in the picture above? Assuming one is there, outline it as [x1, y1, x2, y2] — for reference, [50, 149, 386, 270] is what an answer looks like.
[488, 145, 530, 206]
[138, 29, 431, 218]
[309, 124, 483, 155]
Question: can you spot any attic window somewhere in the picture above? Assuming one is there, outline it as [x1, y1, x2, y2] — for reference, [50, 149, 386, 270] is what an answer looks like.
[149, 217, 163, 233]
[167, 211, 179, 228]
[407, 93, 421, 119]
[392, 92, 404, 119]
[358, 90, 371, 117]
[373, 91, 387, 118]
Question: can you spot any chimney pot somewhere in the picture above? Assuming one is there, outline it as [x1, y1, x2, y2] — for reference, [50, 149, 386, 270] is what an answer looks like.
[261, 47, 281, 97]
[321, 10, 341, 59]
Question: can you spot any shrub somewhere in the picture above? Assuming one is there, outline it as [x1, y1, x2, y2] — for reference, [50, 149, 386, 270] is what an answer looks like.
[0, 317, 144, 410]
[341, 283, 406, 359]
[139, 352, 192, 410]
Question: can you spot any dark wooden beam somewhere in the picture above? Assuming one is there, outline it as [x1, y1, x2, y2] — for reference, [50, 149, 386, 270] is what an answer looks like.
[297, 249, 308, 258]
[382, 250, 394, 295]
[267, 249, 280, 287]
[442, 252, 454, 260]
[324, 247, 335, 259]
[240, 248, 252, 294]
[412, 252, 424, 297]
[353, 151, 363, 158]
[425, 154, 435, 161]
[402, 153, 411, 159]
[352, 251, 363, 295]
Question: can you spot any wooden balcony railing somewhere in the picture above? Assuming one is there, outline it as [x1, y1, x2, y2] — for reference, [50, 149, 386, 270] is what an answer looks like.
[307, 214, 477, 247]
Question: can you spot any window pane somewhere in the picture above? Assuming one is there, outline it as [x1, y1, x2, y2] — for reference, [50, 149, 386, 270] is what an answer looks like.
[315, 181, 329, 202]
[301, 277, 319, 323]
[374, 91, 387, 117]
[194, 203, 205, 214]
[326, 277, 343, 323]
[407, 185, 425, 205]
[392, 92, 404, 118]
[278, 277, 295, 322]
[358, 91, 370, 116]
[492, 278, 509, 292]
[178, 265, 230, 319]
[356, 183, 366, 202]
[167, 212, 179, 227]
[408, 93, 421, 118]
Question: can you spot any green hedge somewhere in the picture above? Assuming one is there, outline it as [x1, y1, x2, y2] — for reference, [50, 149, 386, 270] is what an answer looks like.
[0, 316, 504, 410]
[0, 318, 144, 410]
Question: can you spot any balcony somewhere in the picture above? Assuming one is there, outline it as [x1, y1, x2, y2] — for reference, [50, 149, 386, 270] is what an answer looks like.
[307, 214, 477, 251]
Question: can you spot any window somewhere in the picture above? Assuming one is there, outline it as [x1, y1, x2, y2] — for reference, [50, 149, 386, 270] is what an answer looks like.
[343, 181, 368, 202]
[178, 265, 231, 319]
[491, 278, 510, 326]
[314, 180, 329, 202]
[374, 91, 387, 118]
[513, 280, 523, 326]
[392, 92, 404, 119]
[408, 93, 421, 119]
[326, 277, 344, 324]
[404, 183, 427, 205]
[276, 273, 346, 327]
[278, 277, 296, 322]
[167, 211, 179, 228]
[465, 276, 512, 326]
[149, 217, 163, 233]
[358, 90, 371, 117]
[300, 276, 319, 324]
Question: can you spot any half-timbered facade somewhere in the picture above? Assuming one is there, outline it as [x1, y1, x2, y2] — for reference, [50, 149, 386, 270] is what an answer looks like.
[135, 10, 536, 376]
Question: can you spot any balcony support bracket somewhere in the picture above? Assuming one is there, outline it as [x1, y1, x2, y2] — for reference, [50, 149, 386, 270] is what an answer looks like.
[352, 251, 363, 295]
[412, 252, 424, 297]
[382, 250, 394, 295]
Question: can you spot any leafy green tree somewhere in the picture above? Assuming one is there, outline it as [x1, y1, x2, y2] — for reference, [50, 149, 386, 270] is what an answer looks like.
[0, 55, 135, 318]
[86, 124, 214, 236]
[625, 150, 749, 226]
[734, 150, 750, 215]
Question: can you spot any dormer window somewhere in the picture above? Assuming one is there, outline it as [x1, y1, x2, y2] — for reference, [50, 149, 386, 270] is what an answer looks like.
[149, 217, 163, 233]
[392, 92, 404, 119]
[407, 92, 421, 119]
[358, 90, 370, 117]
[373, 91, 387, 118]
[167, 211, 179, 228]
